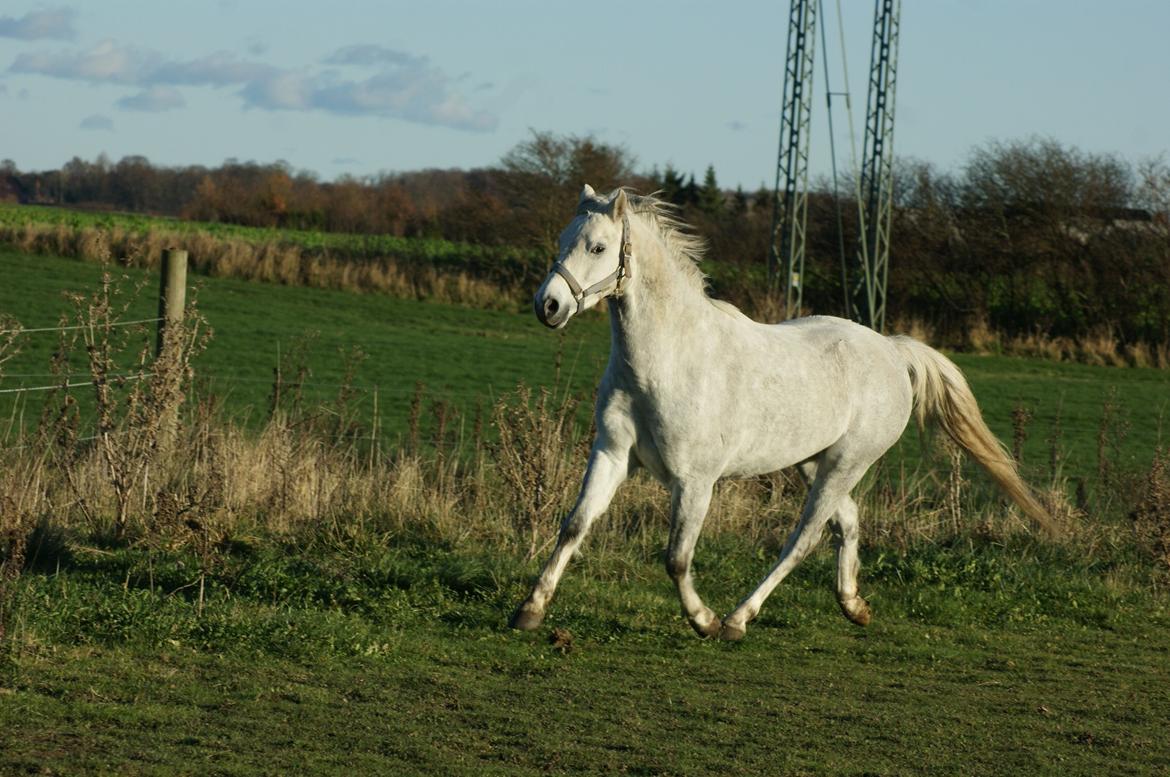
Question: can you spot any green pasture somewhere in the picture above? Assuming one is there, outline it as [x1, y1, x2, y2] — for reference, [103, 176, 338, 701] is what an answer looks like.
[0, 247, 604, 439]
[1, 247, 1166, 481]
[3, 246, 1170, 775]
[2, 535, 1168, 775]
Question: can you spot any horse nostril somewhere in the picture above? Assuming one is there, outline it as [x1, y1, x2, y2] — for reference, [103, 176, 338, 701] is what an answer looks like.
[544, 298, 560, 317]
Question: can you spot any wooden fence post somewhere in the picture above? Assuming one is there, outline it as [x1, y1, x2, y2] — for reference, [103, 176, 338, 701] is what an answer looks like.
[155, 248, 188, 453]
[156, 248, 188, 357]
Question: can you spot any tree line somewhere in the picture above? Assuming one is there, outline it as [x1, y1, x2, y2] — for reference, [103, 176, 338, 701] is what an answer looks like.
[2, 133, 1168, 347]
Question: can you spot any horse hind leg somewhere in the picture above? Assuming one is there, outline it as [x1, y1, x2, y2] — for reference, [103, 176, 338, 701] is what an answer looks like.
[666, 479, 722, 638]
[796, 462, 870, 625]
[721, 458, 866, 640]
[830, 495, 871, 626]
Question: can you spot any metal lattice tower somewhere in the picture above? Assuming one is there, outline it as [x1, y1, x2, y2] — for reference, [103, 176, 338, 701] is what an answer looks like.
[768, 0, 818, 319]
[853, 0, 901, 332]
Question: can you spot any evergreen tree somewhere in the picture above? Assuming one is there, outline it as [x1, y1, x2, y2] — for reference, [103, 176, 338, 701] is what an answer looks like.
[698, 165, 723, 214]
[679, 173, 699, 207]
[753, 184, 774, 211]
[732, 185, 748, 216]
[659, 164, 685, 204]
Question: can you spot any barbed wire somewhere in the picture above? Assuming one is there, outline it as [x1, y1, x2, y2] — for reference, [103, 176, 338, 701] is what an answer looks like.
[0, 317, 163, 336]
[0, 424, 387, 452]
[0, 371, 499, 400]
[198, 374, 496, 396]
[0, 374, 144, 395]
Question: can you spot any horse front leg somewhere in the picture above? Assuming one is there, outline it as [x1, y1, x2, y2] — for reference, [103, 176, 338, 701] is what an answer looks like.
[666, 479, 721, 638]
[509, 445, 630, 631]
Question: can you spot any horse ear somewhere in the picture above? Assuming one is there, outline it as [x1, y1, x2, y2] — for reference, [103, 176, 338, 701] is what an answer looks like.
[610, 189, 628, 221]
[579, 184, 596, 203]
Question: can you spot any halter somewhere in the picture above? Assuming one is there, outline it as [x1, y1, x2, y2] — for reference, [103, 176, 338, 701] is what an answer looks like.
[551, 213, 633, 314]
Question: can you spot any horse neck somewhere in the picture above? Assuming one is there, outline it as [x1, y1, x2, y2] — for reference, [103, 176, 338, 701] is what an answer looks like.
[608, 222, 712, 371]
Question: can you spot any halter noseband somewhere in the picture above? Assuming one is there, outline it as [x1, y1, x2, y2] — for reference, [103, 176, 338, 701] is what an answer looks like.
[552, 213, 633, 314]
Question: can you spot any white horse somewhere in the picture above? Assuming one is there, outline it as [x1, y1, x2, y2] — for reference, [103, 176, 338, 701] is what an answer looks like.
[511, 186, 1051, 640]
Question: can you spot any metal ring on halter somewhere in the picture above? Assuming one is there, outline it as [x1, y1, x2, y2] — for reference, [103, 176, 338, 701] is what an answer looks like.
[551, 213, 633, 314]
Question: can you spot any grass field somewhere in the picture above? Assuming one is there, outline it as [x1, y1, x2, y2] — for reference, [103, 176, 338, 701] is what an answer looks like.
[0, 247, 606, 445]
[3, 245, 1170, 775]
[1, 247, 1167, 479]
[2, 535, 1169, 775]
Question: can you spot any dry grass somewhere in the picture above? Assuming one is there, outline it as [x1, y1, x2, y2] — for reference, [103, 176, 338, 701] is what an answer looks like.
[0, 379, 1110, 566]
[965, 314, 1002, 354]
[888, 315, 937, 347]
[958, 313, 1169, 369]
[491, 384, 588, 559]
[0, 221, 519, 310]
[1131, 449, 1170, 576]
[2, 364, 1106, 578]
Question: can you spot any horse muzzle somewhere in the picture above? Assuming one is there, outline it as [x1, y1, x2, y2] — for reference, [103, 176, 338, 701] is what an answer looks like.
[534, 289, 571, 329]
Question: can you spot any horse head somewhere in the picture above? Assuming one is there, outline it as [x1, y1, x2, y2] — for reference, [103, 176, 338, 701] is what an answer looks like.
[534, 184, 632, 329]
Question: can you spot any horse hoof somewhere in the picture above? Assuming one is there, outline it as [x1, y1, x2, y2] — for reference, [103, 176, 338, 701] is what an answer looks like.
[509, 606, 545, 631]
[689, 617, 723, 639]
[840, 597, 872, 627]
[719, 621, 747, 641]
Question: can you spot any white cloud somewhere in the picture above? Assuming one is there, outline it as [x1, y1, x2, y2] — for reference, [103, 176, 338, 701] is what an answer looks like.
[79, 113, 113, 131]
[323, 45, 422, 68]
[10, 38, 498, 131]
[151, 52, 274, 87]
[0, 7, 76, 40]
[11, 41, 272, 88]
[239, 71, 310, 110]
[238, 68, 496, 131]
[116, 85, 185, 112]
[11, 39, 157, 83]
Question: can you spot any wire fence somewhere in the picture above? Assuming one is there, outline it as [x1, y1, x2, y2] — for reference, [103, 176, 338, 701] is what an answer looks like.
[0, 348, 499, 454]
[0, 425, 388, 453]
[0, 374, 145, 395]
[0, 316, 163, 336]
[3, 368, 497, 400]
[0, 317, 163, 395]
[0, 316, 491, 397]
[0, 305, 524, 454]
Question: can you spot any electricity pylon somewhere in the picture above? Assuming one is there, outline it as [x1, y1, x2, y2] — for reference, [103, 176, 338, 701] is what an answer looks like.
[768, 0, 817, 319]
[853, 0, 901, 332]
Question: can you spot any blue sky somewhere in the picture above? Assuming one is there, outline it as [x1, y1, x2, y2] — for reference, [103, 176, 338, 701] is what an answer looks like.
[2, 1, 1168, 189]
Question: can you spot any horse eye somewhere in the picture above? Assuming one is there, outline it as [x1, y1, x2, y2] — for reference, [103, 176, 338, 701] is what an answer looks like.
[591, 244, 606, 254]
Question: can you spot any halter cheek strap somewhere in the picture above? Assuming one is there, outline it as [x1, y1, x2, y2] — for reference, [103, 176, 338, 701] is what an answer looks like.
[552, 213, 633, 315]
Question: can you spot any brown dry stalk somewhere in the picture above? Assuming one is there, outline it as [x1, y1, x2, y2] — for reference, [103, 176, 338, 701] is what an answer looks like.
[490, 384, 586, 560]
[1131, 449, 1170, 574]
[49, 254, 211, 540]
[1011, 402, 1034, 464]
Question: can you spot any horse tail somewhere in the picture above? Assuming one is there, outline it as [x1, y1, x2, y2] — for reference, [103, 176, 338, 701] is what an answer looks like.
[890, 335, 1056, 535]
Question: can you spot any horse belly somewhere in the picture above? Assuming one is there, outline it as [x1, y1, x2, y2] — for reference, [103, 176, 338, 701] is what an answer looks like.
[720, 417, 844, 478]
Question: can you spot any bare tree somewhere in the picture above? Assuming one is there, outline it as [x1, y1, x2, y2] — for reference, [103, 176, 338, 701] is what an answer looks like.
[500, 131, 639, 251]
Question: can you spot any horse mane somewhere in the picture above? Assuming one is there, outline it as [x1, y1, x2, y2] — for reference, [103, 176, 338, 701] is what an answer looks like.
[625, 191, 710, 292]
